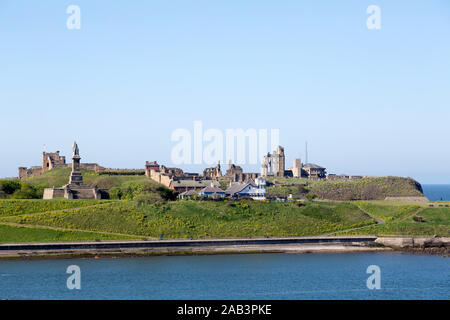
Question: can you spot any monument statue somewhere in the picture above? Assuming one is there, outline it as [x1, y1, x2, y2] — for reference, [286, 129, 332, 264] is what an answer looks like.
[43, 142, 103, 199]
[72, 141, 79, 156]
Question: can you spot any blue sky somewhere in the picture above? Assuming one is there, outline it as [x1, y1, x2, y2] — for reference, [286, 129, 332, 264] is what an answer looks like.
[1, 0, 449, 183]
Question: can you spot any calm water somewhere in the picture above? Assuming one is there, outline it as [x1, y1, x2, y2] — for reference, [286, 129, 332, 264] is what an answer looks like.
[422, 184, 450, 201]
[0, 253, 448, 300]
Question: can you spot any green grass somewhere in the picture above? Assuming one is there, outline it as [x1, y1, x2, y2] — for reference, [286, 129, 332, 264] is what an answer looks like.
[353, 201, 421, 222]
[0, 199, 109, 217]
[0, 224, 136, 243]
[0, 198, 447, 242]
[266, 176, 424, 200]
[25, 167, 155, 189]
[341, 206, 450, 236]
[0, 200, 375, 239]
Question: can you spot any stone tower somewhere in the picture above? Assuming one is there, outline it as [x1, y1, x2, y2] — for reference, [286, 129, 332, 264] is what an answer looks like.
[277, 146, 285, 177]
[261, 160, 268, 177]
[292, 158, 302, 178]
[261, 146, 286, 177]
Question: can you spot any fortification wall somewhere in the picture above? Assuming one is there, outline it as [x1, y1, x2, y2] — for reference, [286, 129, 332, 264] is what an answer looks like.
[18, 167, 43, 179]
[148, 170, 172, 187]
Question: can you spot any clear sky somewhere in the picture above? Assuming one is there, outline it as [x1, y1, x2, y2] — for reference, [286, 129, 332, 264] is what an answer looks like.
[1, 0, 449, 184]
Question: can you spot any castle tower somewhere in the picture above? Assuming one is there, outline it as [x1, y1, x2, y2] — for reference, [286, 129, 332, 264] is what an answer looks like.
[277, 146, 285, 177]
[42, 151, 66, 172]
[292, 158, 302, 178]
[261, 160, 268, 177]
[216, 160, 222, 177]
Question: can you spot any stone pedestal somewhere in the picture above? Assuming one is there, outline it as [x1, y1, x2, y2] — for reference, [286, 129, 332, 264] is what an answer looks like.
[69, 155, 83, 186]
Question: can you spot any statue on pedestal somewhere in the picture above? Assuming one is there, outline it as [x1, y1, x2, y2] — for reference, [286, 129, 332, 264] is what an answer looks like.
[72, 141, 79, 156]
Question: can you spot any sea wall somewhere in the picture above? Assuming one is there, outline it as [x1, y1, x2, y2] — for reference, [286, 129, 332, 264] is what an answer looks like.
[376, 236, 450, 248]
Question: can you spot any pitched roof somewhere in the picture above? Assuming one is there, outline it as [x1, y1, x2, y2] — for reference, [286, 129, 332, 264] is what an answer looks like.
[200, 186, 225, 193]
[179, 190, 198, 196]
[245, 178, 257, 187]
[225, 182, 250, 195]
[303, 163, 325, 169]
[171, 180, 219, 188]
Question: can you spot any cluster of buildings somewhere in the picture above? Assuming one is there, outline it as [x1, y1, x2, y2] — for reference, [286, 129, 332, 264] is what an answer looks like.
[179, 178, 267, 201]
[145, 160, 266, 200]
[19, 143, 364, 200]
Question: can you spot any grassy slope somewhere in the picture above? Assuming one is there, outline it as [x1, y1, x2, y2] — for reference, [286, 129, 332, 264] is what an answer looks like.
[0, 224, 136, 243]
[0, 200, 375, 239]
[25, 167, 154, 189]
[353, 201, 421, 221]
[341, 206, 450, 236]
[267, 176, 424, 200]
[0, 199, 109, 217]
[0, 199, 448, 242]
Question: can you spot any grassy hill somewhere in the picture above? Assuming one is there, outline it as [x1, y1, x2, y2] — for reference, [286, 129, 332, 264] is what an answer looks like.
[339, 206, 450, 236]
[267, 176, 425, 200]
[1, 168, 445, 244]
[0, 168, 176, 201]
[0, 199, 374, 241]
[0, 198, 448, 243]
[25, 167, 153, 189]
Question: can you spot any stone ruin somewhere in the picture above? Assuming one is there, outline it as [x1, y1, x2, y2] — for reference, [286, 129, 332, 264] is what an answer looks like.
[18, 149, 103, 179]
[261, 146, 285, 177]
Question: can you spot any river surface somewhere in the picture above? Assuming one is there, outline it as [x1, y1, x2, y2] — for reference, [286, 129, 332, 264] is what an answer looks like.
[422, 184, 450, 201]
[0, 253, 448, 299]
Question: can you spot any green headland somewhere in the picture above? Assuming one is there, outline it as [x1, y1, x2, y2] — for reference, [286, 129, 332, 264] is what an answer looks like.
[0, 168, 448, 243]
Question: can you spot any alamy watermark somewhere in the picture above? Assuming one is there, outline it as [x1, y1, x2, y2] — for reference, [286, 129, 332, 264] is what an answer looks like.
[66, 5, 81, 30]
[367, 5, 381, 30]
[171, 121, 280, 166]
[366, 265, 381, 290]
[66, 265, 81, 290]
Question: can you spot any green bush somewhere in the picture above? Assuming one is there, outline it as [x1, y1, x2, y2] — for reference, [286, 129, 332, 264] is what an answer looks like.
[109, 187, 123, 200]
[0, 180, 40, 199]
[156, 186, 178, 201]
[134, 192, 164, 205]
[305, 193, 317, 200]
[11, 182, 39, 199]
[0, 180, 21, 195]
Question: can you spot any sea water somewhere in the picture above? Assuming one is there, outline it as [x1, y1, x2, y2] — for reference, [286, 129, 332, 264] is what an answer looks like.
[0, 253, 448, 300]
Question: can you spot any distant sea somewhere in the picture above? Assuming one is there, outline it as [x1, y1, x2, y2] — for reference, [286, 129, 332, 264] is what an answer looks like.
[422, 184, 450, 201]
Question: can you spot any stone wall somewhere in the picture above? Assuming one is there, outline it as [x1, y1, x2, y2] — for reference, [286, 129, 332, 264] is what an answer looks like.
[376, 236, 450, 248]
[43, 188, 65, 199]
[148, 169, 173, 188]
[384, 196, 429, 202]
